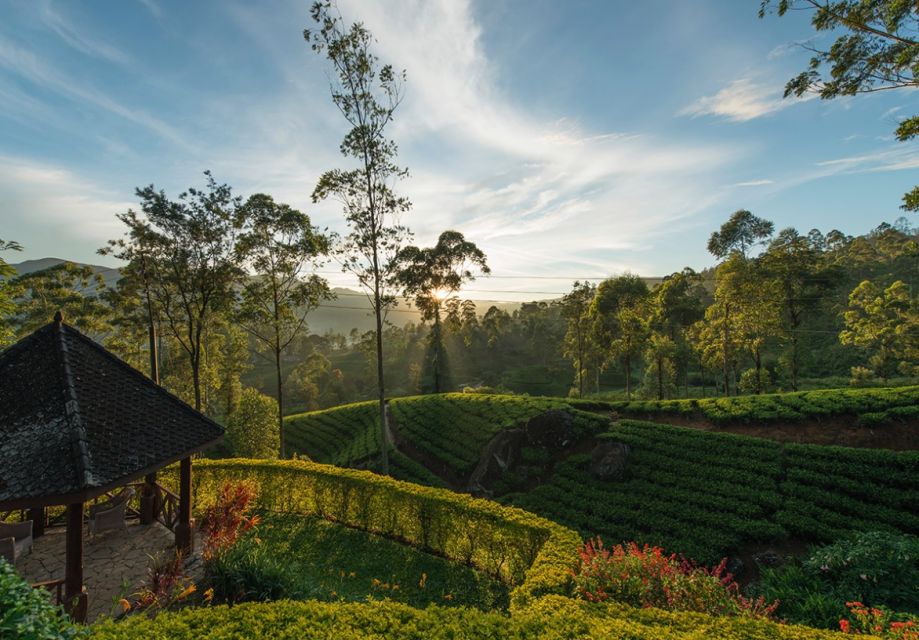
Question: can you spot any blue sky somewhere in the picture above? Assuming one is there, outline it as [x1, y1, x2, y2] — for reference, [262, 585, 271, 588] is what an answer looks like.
[0, 0, 916, 300]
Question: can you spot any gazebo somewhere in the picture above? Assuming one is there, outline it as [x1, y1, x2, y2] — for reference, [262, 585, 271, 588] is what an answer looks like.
[0, 313, 223, 621]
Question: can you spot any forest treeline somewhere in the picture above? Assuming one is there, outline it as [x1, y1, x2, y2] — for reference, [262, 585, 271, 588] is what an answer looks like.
[0, 212, 916, 422]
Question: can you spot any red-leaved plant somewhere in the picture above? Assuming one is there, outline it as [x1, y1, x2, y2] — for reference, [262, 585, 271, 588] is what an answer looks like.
[199, 481, 260, 562]
[569, 538, 777, 619]
[128, 550, 196, 615]
[839, 601, 918, 639]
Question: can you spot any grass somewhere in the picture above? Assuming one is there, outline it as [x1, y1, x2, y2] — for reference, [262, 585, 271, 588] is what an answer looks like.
[240, 512, 509, 610]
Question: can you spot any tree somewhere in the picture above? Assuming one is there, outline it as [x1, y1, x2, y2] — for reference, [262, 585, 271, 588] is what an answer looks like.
[558, 281, 596, 397]
[761, 228, 839, 390]
[642, 333, 677, 400]
[840, 279, 917, 382]
[590, 274, 650, 400]
[0, 239, 22, 347]
[12, 262, 110, 338]
[104, 172, 243, 412]
[226, 387, 280, 459]
[235, 194, 331, 458]
[306, 1, 411, 474]
[707, 210, 775, 259]
[760, 0, 919, 211]
[394, 231, 489, 393]
[650, 269, 706, 394]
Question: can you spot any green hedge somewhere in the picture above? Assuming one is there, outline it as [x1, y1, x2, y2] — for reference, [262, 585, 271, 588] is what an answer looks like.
[162, 458, 579, 609]
[88, 595, 853, 639]
[605, 385, 919, 425]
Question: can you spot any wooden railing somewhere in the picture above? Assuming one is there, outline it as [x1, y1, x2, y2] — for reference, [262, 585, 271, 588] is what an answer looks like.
[154, 483, 179, 531]
[32, 578, 64, 604]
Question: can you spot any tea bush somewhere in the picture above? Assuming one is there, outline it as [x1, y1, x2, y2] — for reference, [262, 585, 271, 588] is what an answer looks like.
[605, 385, 919, 425]
[88, 596, 852, 639]
[284, 400, 381, 466]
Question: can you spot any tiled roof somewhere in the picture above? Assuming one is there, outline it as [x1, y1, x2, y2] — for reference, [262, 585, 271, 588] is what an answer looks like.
[0, 316, 223, 507]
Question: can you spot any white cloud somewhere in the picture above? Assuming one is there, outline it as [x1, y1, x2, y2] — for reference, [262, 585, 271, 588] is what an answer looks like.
[732, 179, 774, 187]
[0, 155, 132, 260]
[680, 77, 806, 122]
[39, 0, 132, 64]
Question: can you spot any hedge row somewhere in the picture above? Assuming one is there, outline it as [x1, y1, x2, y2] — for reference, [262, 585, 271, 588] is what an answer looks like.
[88, 595, 852, 639]
[162, 458, 580, 609]
[605, 385, 919, 425]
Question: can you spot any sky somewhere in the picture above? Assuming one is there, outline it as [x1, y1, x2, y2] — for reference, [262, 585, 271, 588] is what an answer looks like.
[0, 0, 917, 301]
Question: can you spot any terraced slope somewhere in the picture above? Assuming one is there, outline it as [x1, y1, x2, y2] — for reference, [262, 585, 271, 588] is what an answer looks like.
[505, 419, 919, 564]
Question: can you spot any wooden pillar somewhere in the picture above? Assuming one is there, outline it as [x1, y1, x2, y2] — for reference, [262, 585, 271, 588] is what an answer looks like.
[174, 457, 194, 554]
[27, 507, 45, 538]
[64, 502, 87, 623]
[140, 472, 158, 525]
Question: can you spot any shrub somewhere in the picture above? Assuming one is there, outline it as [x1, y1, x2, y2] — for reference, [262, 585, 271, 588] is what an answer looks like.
[130, 550, 196, 615]
[738, 368, 772, 395]
[569, 538, 777, 618]
[849, 367, 876, 387]
[205, 534, 308, 604]
[227, 387, 280, 459]
[0, 557, 83, 640]
[839, 601, 918, 638]
[199, 481, 260, 561]
[805, 532, 919, 616]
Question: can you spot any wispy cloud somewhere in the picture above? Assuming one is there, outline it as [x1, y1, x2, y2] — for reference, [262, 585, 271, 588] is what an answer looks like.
[39, 0, 132, 64]
[732, 179, 774, 187]
[680, 77, 806, 122]
[0, 37, 189, 149]
[816, 147, 919, 173]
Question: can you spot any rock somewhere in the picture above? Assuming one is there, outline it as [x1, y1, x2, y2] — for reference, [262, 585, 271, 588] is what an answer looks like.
[725, 556, 744, 580]
[467, 428, 526, 495]
[753, 550, 783, 568]
[589, 441, 631, 480]
[525, 409, 575, 448]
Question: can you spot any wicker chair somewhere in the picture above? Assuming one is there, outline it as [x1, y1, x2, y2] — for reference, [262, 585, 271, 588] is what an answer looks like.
[88, 487, 136, 536]
[0, 520, 33, 564]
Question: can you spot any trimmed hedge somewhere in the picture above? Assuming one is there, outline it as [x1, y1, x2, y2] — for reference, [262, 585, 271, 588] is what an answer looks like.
[162, 458, 580, 609]
[88, 596, 854, 639]
[605, 385, 919, 425]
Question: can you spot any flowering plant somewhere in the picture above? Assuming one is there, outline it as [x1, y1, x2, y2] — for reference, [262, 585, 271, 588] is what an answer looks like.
[839, 602, 918, 639]
[569, 538, 777, 618]
[199, 481, 260, 561]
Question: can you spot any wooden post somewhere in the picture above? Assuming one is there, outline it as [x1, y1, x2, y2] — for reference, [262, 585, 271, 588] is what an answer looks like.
[64, 502, 87, 623]
[27, 507, 45, 538]
[139, 472, 158, 525]
[174, 457, 194, 553]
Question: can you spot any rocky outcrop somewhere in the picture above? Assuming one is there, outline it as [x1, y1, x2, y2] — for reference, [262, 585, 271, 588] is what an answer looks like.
[589, 440, 631, 481]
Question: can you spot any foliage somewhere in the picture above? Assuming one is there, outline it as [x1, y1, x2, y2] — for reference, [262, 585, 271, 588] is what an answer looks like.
[755, 532, 919, 629]
[285, 400, 382, 467]
[235, 193, 331, 457]
[394, 231, 489, 393]
[507, 418, 919, 564]
[130, 550, 196, 615]
[840, 280, 918, 382]
[226, 387, 281, 459]
[0, 557, 83, 640]
[11, 262, 110, 339]
[199, 480, 260, 562]
[840, 602, 918, 638]
[0, 238, 22, 348]
[558, 281, 597, 398]
[707, 209, 775, 259]
[102, 171, 243, 411]
[606, 384, 919, 425]
[306, 0, 413, 474]
[160, 457, 582, 610]
[589, 274, 650, 399]
[570, 538, 777, 618]
[87, 594, 849, 639]
[759, 0, 919, 211]
[209, 512, 508, 609]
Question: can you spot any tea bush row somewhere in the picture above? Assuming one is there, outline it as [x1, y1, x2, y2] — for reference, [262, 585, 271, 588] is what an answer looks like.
[389, 394, 609, 477]
[284, 401, 381, 466]
[506, 420, 919, 563]
[605, 385, 919, 425]
[87, 595, 850, 639]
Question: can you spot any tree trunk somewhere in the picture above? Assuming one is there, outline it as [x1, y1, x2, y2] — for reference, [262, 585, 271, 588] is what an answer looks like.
[275, 345, 285, 459]
[755, 347, 763, 394]
[432, 308, 442, 394]
[373, 279, 389, 475]
[625, 354, 632, 400]
[790, 333, 799, 392]
[657, 356, 664, 400]
[192, 353, 202, 412]
[576, 322, 584, 398]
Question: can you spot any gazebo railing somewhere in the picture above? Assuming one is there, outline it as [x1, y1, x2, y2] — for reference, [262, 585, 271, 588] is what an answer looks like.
[31, 578, 64, 605]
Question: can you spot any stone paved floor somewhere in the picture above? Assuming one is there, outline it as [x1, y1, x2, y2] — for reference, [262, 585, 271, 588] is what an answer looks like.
[16, 521, 203, 621]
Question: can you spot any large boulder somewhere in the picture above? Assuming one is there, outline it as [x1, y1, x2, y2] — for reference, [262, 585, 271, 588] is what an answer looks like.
[525, 409, 575, 448]
[467, 428, 526, 495]
[589, 440, 631, 480]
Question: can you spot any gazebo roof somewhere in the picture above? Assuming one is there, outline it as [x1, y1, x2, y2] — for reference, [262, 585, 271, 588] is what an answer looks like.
[0, 315, 223, 509]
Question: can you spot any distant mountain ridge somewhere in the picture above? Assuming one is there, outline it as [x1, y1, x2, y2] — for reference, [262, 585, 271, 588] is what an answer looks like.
[9, 258, 524, 334]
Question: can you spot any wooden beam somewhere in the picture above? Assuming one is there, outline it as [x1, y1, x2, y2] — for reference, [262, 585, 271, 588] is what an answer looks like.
[139, 472, 157, 525]
[174, 457, 194, 554]
[27, 507, 45, 538]
[64, 502, 87, 623]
